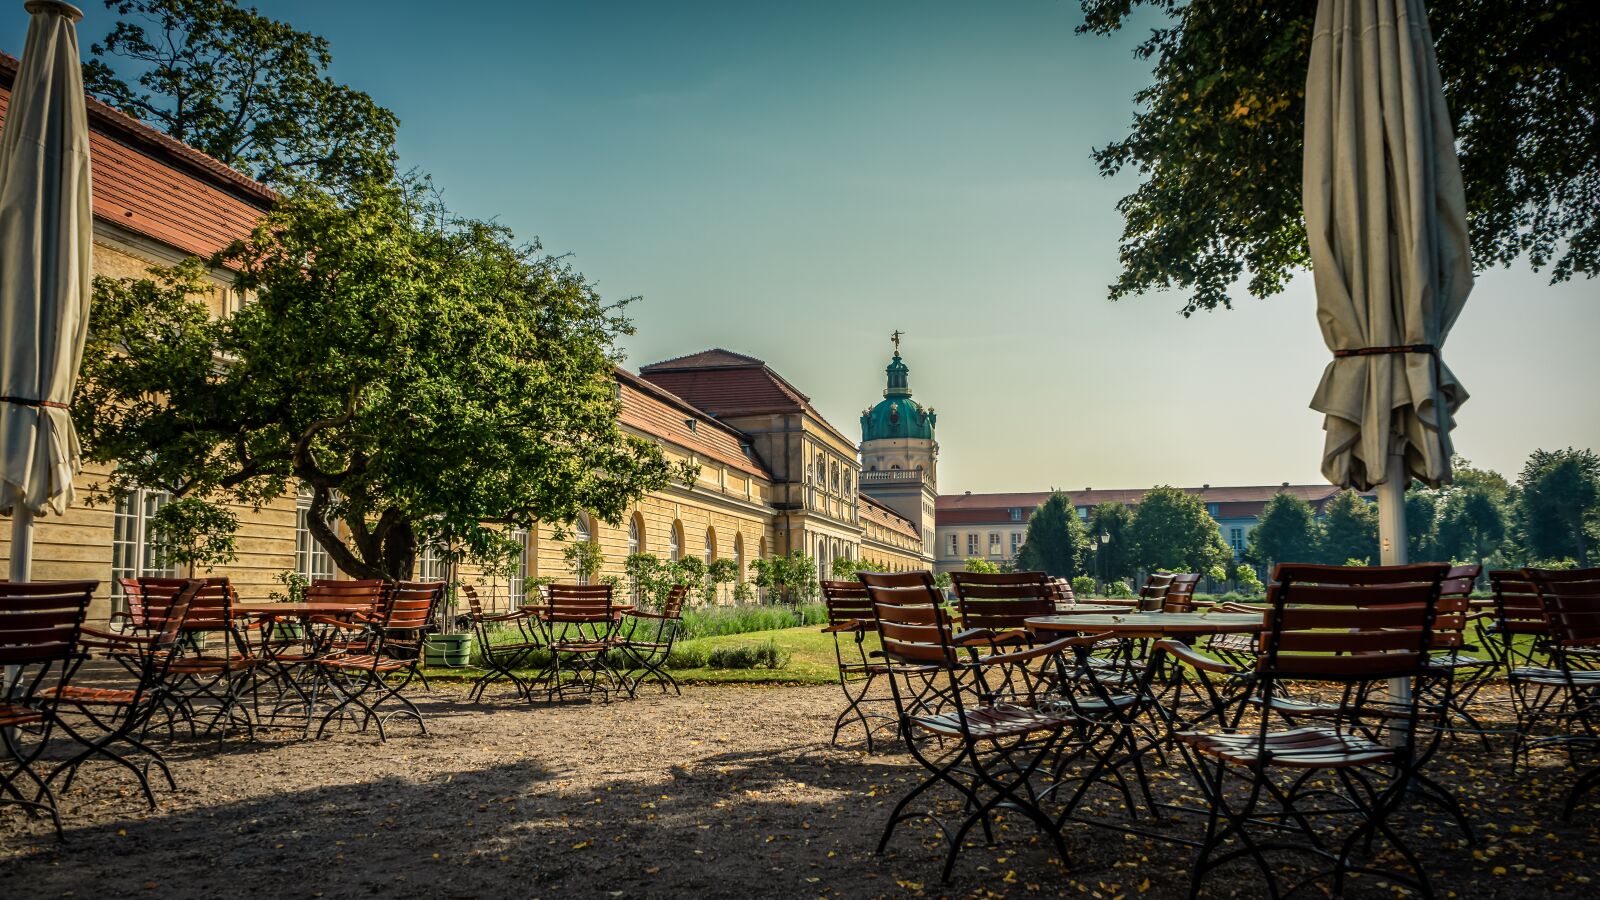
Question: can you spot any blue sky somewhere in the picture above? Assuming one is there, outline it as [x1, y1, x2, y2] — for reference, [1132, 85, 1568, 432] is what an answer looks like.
[8, 0, 1596, 492]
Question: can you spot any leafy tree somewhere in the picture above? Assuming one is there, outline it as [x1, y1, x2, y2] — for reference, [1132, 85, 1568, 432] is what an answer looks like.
[563, 540, 605, 585]
[1319, 490, 1379, 565]
[963, 558, 1001, 574]
[1087, 501, 1136, 583]
[1244, 491, 1320, 568]
[84, 0, 398, 194]
[1015, 492, 1090, 579]
[149, 495, 238, 576]
[1077, 1, 1598, 313]
[1404, 481, 1441, 562]
[1129, 486, 1232, 574]
[74, 185, 687, 581]
[933, 571, 952, 593]
[705, 557, 741, 604]
[1070, 575, 1096, 599]
[625, 552, 691, 609]
[1234, 564, 1264, 597]
[1435, 485, 1508, 574]
[1517, 448, 1600, 567]
[829, 555, 859, 579]
[748, 551, 818, 603]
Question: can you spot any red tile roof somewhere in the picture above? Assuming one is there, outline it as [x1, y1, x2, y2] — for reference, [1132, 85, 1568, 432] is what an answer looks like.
[937, 484, 1362, 525]
[0, 52, 274, 262]
[616, 367, 771, 480]
[860, 494, 921, 543]
[638, 348, 855, 447]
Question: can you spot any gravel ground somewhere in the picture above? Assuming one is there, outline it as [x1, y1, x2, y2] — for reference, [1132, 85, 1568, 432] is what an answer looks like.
[2, 680, 1598, 899]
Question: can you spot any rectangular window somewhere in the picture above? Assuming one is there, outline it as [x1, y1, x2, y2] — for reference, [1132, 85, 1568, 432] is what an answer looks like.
[988, 532, 1001, 553]
[967, 533, 979, 555]
[1229, 527, 1245, 555]
[417, 544, 444, 582]
[111, 488, 175, 605]
[295, 491, 337, 584]
[947, 534, 958, 557]
[1011, 532, 1024, 554]
[507, 528, 529, 607]
[1009, 507, 1022, 522]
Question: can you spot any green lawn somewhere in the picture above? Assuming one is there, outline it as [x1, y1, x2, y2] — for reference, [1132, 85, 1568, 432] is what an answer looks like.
[421, 624, 862, 686]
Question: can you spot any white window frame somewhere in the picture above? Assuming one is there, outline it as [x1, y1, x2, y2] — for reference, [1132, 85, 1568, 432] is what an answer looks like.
[112, 487, 176, 603]
[295, 489, 337, 584]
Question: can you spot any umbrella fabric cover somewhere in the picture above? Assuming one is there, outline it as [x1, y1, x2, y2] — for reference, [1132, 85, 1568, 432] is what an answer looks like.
[1304, 0, 1472, 491]
[0, 0, 92, 517]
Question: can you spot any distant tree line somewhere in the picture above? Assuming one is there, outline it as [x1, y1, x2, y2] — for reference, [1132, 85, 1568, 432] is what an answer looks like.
[1007, 448, 1599, 592]
[1246, 449, 1599, 574]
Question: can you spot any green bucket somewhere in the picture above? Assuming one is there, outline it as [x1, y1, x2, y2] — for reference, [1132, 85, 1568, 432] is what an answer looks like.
[424, 633, 474, 668]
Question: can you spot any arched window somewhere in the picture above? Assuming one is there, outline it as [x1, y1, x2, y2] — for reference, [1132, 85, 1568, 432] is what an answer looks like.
[575, 513, 593, 545]
[733, 534, 744, 581]
[669, 521, 683, 561]
[704, 527, 716, 565]
[628, 514, 643, 557]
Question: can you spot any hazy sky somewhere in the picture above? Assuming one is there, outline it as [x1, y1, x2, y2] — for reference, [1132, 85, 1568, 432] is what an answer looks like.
[9, 1, 1596, 493]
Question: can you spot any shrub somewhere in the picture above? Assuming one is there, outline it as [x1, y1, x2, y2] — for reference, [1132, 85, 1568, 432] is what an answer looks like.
[664, 646, 708, 669]
[706, 639, 790, 670]
[1070, 575, 1095, 598]
[680, 602, 827, 639]
[1106, 579, 1135, 599]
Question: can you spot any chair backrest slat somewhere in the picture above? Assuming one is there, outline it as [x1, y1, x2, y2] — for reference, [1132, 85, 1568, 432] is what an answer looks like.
[861, 571, 955, 667]
[1489, 568, 1547, 635]
[1258, 563, 1446, 681]
[1162, 573, 1202, 613]
[545, 583, 613, 621]
[1137, 573, 1176, 612]
[139, 576, 236, 632]
[950, 571, 1052, 634]
[0, 581, 96, 665]
[820, 580, 873, 625]
[385, 581, 446, 631]
[1527, 568, 1600, 651]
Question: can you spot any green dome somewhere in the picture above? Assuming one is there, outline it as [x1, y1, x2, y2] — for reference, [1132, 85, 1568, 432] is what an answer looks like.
[861, 352, 936, 442]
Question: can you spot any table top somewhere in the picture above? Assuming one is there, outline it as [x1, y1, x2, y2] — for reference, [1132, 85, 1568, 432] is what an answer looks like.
[1044, 604, 1127, 615]
[1026, 611, 1263, 636]
[234, 602, 376, 617]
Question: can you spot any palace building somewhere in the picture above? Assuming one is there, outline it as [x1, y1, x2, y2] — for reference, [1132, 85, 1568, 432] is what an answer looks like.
[0, 53, 936, 618]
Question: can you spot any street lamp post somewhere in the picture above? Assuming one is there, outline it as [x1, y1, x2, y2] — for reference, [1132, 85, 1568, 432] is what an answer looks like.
[1097, 530, 1110, 597]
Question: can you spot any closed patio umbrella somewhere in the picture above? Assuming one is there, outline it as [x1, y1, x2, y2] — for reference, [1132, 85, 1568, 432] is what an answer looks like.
[1304, 0, 1472, 729]
[1305, 0, 1472, 558]
[0, 0, 92, 584]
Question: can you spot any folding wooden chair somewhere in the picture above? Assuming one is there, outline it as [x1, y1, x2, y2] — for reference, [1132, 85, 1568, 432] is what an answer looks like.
[861, 570, 1079, 881]
[143, 576, 260, 741]
[462, 584, 543, 702]
[529, 583, 622, 702]
[617, 584, 689, 697]
[0, 580, 96, 838]
[1162, 573, 1203, 613]
[1514, 567, 1600, 818]
[820, 579, 897, 750]
[306, 580, 443, 739]
[1168, 563, 1449, 898]
[1136, 573, 1177, 612]
[46, 580, 200, 809]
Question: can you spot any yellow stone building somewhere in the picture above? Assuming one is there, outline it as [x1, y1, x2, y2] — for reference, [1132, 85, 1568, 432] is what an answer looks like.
[0, 55, 935, 620]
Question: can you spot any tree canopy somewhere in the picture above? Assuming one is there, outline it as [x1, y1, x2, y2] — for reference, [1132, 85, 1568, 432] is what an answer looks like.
[1087, 501, 1136, 583]
[1077, 1, 1598, 314]
[1517, 448, 1599, 567]
[74, 184, 688, 581]
[84, 0, 399, 195]
[1319, 489, 1379, 565]
[1015, 493, 1090, 579]
[1244, 491, 1320, 568]
[1129, 486, 1231, 574]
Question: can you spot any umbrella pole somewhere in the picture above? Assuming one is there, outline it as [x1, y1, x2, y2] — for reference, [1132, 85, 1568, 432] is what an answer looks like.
[1377, 451, 1411, 746]
[4, 488, 29, 754]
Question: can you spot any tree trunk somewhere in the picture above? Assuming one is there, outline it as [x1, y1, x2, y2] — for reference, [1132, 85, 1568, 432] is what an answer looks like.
[382, 518, 418, 581]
